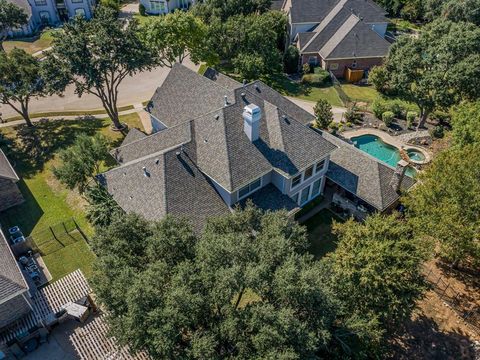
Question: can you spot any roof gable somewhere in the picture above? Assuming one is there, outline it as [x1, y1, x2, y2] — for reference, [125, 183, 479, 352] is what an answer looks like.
[0, 229, 28, 303]
[0, 150, 19, 181]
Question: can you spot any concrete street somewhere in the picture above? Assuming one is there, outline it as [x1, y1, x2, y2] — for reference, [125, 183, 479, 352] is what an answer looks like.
[0, 59, 199, 119]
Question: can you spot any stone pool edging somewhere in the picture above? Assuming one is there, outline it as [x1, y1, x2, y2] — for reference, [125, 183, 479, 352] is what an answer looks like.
[341, 128, 432, 165]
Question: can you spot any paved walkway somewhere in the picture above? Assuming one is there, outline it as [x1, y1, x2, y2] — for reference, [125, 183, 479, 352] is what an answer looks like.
[286, 97, 347, 123]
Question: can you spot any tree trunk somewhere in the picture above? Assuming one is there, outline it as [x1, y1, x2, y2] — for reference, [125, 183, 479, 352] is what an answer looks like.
[417, 110, 429, 130]
[109, 108, 122, 130]
[20, 102, 33, 127]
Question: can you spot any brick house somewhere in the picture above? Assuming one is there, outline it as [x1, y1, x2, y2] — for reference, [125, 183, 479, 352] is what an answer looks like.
[0, 150, 24, 213]
[281, 0, 391, 78]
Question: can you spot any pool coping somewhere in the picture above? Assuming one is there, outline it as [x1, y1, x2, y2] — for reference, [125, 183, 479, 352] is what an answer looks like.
[341, 128, 432, 165]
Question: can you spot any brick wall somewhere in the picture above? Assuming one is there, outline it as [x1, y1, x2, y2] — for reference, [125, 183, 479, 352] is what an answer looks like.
[0, 179, 24, 212]
[300, 54, 384, 78]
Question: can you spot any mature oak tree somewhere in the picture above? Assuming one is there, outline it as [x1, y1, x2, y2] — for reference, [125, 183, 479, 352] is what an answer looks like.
[450, 101, 480, 147]
[0, 49, 53, 126]
[403, 145, 480, 267]
[42, 7, 153, 130]
[140, 11, 217, 68]
[370, 20, 480, 128]
[0, 0, 28, 52]
[192, 0, 272, 22]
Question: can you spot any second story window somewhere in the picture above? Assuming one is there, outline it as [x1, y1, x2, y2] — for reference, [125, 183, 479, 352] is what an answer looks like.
[72, 0, 83, 3]
[304, 165, 314, 180]
[315, 160, 325, 173]
[238, 178, 262, 200]
[291, 174, 301, 189]
[35, 0, 47, 5]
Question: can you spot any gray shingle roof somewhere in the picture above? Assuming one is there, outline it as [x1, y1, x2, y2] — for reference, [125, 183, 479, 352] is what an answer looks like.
[0, 150, 19, 181]
[321, 132, 414, 211]
[102, 65, 337, 230]
[148, 64, 234, 128]
[300, 7, 391, 59]
[99, 139, 230, 232]
[0, 229, 28, 302]
[203, 67, 242, 91]
[290, 0, 387, 24]
[239, 184, 299, 213]
[119, 128, 146, 147]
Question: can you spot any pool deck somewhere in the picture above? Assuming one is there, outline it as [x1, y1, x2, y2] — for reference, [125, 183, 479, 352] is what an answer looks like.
[342, 128, 431, 164]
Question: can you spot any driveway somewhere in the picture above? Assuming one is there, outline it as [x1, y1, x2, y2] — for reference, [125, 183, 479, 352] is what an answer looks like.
[0, 59, 199, 119]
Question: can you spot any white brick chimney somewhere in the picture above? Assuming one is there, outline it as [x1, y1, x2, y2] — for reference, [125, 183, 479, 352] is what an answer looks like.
[243, 104, 261, 142]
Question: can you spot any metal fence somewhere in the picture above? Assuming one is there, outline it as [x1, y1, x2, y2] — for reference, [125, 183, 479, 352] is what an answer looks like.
[329, 71, 352, 107]
[424, 266, 480, 334]
[27, 218, 89, 256]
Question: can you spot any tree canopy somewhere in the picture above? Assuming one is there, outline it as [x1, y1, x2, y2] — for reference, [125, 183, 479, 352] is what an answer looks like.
[403, 145, 480, 267]
[424, 0, 480, 24]
[370, 20, 480, 128]
[42, 7, 153, 130]
[192, 0, 272, 22]
[313, 99, 333, 129]
[0, 49, 52, 126]
[91, 204, 428, 359]
[53, 133, 109, 193]
[209, 11, 287, 80]
[0, 0, 28, 51]
[450, 101, 480, 146]
[140, 11, 217, 68]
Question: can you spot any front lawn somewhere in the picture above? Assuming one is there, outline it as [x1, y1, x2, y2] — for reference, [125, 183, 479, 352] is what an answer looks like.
[304, 209, 343, 258]
[4, 29, 57, 55]
[0, 113, 143, 281]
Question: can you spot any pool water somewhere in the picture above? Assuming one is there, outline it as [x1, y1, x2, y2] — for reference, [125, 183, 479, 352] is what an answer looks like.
[407, 149, 426, 162]
[351, 135, 416, 177]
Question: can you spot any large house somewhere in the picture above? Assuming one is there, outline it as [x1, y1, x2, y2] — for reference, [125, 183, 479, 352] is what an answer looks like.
[100, 64, 413, 230]
[6, 0, 95, 37]
[281, 0, 391, 78]
[140, 0, 196, 15]
[0, 150, 24, 213]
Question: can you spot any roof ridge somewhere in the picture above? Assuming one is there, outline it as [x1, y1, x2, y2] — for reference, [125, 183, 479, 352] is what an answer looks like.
[319, 13, 360, 58]
[300, 0, 349, 52]
[0, 149, 19, 181]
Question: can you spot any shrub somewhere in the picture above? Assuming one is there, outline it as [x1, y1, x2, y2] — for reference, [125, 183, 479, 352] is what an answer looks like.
[313, 99, 333, 129]
[344, 103, 363, 123]
[382, 111, 395, 127]
[139, 3, 146, 16]
[372, 97, 416, 120]
[346, 122, 353, 128]
[302, 63, 311, 75]
[283, 45, 299, 74]
[429, 110, 451, 125]
[406, 111, 417, 129]
[430, 125, 445, 139]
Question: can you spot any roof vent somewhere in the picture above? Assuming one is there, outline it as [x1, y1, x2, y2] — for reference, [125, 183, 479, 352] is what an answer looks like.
[214, 114, 220, 120]
[155, 158, 160, 165]
[241, 92, 246, 98]
[254, 84, 260, 92]
[243, 79, 247, 87]
[142, 166, 150, 177]
[204, 138, 208, 143]
[224, 95, 228, 107]
[176, 151, 181, 156]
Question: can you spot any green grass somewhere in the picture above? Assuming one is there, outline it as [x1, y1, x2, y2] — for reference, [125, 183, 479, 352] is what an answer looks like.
[389, 18, 423, 32]
[263, 74, 343, 107]
[133, 13, 156, 27]
[198, 63, 208, 75]
[341, 84, 379, 106]
[4, 105, 136, 122]
[305, 209, 343, 258]
[4, 29, 57, 55]
[0, 113, 143, 281]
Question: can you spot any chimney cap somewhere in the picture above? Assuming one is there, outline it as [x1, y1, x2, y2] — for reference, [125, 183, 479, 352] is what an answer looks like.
[244, 103, 261, 115]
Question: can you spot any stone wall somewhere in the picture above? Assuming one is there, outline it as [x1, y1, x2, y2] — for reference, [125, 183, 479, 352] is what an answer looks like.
[0, 179, 24, 212]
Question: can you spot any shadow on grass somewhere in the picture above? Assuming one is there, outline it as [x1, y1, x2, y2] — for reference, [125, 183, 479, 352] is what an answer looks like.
[0, 178, 43, 235]
[9, 116, 106, 178]
[262, 73, 314, 97]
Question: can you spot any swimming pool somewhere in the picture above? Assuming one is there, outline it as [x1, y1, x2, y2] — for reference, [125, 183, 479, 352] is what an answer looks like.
[351, 135, 417, 177]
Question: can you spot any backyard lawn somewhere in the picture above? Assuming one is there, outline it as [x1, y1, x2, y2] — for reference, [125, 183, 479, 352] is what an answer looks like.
[3, 29, 57, 55]
[341, 84, 379, 106]
[0, 113, 143, 281]
[304, 209, 343, 258]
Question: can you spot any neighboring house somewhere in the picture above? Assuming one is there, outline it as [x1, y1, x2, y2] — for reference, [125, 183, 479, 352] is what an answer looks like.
[6, 0, 95, 37]
[140, 0, 196, 15]
[0, 229, 32, 336]
[282, 0, 391, 78]
[0, 150, 24, 213]
[99, 64, 337, 231]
